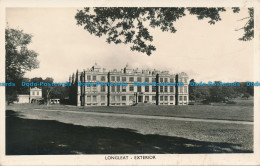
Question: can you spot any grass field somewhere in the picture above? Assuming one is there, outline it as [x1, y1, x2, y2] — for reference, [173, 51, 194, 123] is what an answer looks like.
[9, 100, 254, 122]
[5, 102, 254, 154]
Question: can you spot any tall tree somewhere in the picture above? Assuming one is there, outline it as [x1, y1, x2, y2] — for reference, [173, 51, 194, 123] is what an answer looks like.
[30, 77, 44, 86]
[75, 7, 253, 55]
[5, 28, 39, 103]
[42, 77, 54, 100]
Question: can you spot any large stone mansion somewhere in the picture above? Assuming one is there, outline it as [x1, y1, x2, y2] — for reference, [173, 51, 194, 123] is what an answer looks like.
[69, 63, 189, 106]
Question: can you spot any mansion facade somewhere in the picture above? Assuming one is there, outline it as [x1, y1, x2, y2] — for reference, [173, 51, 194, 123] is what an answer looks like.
[69, 63, 189, 106]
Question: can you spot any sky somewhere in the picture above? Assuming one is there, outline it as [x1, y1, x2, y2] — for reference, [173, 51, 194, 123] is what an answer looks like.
[6, 8, 254, 83]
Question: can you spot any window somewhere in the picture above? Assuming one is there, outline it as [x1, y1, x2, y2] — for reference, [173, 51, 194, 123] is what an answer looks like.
[111, 96, 115, 102]
[129, 77, 134, 82]
[152, 96, 156, 101]
[184, 86, 187, 93]
[87, 75, 91, 80]
[180, 86, 183, 93]
[111, 76, 115, 81]
[37, 92, 39, 95]
[170, 78, 174, 83]
[117, 86, 120, 92]
[170, 86, 174, 92]
[137, 86, 142, 92]
[101, 96, 105, 102]
[160, 78, 163, 82]
[87, 96, 91, 102]
[137, 77, 142, 82]
[116, 96, 120, 101]
[92, 96, 97, 102]
[184, 78, 187, 83]
[93, 75, 96, 81]
[152, 78, 156, 82]
[101, 76, 105, 81]
[122, 77, 126, 81]
[145, 77, 149, 82]
[86, 87, 91, 92]
[32, 92, 35, 95]
[164, 78, 168, 82]
[145, 86, 149, 92]
[129, 96, 135, 101]
[122, 86, 126, 92]
[145, 96, 149, 101]
[111, 86, 115, 92]
[160, 86, 163, 92]
[164, 86, 168, 92]
[160, 96, 163, 101]
[170, 96, 174, 101]
[129, 85, 134, 92]
[152, 86, 156, 92]
[184, 96, 187, 101]
[122, 96, 126, 101]
[93, 84, 97, 92]
[164, 96, 168, 101]
[179, 96, 183, 101]
[101, 86, 106, 92]
[116, 76, 120, 81]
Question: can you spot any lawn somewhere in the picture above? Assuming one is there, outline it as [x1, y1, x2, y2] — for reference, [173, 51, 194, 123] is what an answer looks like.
[6, 101, 254, 154]
[6, 109, 253, 154]
[9, 101, 253, 122]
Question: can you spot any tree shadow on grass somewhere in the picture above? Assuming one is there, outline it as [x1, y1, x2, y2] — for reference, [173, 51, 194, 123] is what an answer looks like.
[6, 110, 252, 155]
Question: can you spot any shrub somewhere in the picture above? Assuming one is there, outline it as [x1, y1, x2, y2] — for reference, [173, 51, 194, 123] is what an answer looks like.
[226, 101, 237, 104]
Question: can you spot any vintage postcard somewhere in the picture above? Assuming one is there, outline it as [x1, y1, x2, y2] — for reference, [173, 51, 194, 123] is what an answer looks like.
[0, 0, 259, 165]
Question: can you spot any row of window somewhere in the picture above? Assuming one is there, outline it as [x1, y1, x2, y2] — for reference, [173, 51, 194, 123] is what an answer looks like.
[31, 91, 40, 96]
[84, 75, 188, 83]
[84, 85, 187, 93]
[179, 96, 187, 101]
[159, 96, 174, 101]
[159, 96, 187, 101]
[85, 95, 188, 102]
[86, 103, 178, 106]
[179, 86, 188, 93]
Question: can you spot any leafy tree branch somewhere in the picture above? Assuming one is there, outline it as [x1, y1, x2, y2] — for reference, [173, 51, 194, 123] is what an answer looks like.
[75, 7, 254, 56]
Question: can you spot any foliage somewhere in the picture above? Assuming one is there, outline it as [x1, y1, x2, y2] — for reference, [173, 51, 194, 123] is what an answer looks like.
[226, 101, 237, 104]
[6, 88, 18, 104]
[242, 92, 250, 99]
[30, 77, 44, 85]
[238, 8, 254, 41]
[75, 7, 254, 55]
[29, 77, 69, 100]
[188, 79, 254, 103]
[5, 28, 39, 103]
[49, 86, 69, 100]
[189, 79, 195, 101]
[208, 84, 225, 102]
[6, 28, 39, 81]
[189, 79, 210, 102]
[16, 77, 30, 94]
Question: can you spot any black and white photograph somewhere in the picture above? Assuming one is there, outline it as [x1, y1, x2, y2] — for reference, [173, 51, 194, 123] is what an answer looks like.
[0, 0, 260, 165]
